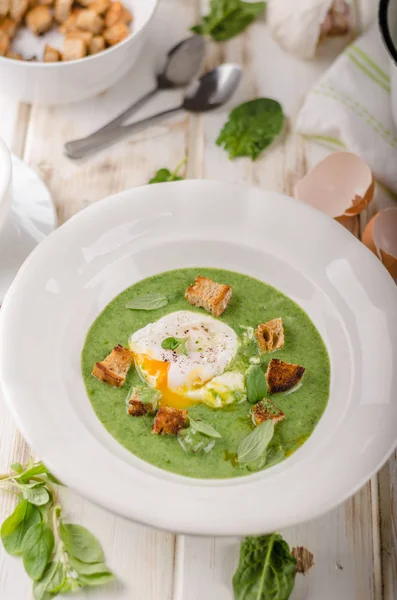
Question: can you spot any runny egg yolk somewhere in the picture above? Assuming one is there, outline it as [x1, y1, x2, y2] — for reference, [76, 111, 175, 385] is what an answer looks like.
[136, 354, 197, 409]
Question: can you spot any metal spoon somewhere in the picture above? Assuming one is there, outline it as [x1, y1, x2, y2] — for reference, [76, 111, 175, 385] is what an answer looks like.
[65, 63, 242, 159]
[64, 36, 205, 156]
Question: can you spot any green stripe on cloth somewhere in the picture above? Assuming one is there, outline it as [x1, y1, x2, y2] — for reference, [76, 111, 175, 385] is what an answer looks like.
[304, 135, 346, 149]
[346, 51, 391, 93]
[350, 45, 390, 83]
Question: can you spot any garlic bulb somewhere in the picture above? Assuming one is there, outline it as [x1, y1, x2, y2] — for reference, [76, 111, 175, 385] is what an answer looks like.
[267, 0, 351, 59]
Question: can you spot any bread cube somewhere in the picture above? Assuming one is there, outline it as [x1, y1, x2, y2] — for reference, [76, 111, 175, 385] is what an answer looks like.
[43, 43, 61, 61]
[62, 35, 86, 60]
[26, 5, 52, 35]
[75, 8, 103, 33]
[104, 0, 131, 27]
[89, 34, 104, 53]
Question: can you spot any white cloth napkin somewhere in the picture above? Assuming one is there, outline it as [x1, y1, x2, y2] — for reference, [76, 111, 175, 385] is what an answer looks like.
[296, 24, 397, 193]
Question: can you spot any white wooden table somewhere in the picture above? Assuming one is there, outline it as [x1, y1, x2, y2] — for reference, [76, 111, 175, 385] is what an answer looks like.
[0, 1, 396, 598]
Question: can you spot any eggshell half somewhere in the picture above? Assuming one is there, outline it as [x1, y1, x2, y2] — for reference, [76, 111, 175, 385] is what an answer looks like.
[295, 152, 374, 219]
[362, 207, 397, 278]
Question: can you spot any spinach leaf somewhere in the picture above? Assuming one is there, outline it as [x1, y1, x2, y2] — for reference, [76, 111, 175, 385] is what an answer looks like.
[149, 158, 186, 184]
[22, 523, 54, 581]
[216, 98, 284, 160]
[126, 293, 168, 311]
[68, 555, 111, 576]
[19, 483, 50, 506]
[59, 523, 105, 564]
[1, 500, 41, 556]
[161, 336, 188, 355]
[189, 417, 221, 438]
[246, 365, 267, 404]
[192, 0, 265, 42]
[33, 561, 65, 600]
[237, 420, 274, 465]
[233, 533, 297, 600]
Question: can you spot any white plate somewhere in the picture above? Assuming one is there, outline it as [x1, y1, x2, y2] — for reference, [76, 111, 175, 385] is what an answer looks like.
[0, 156, 56, 302]
[0, 180, 396, 536]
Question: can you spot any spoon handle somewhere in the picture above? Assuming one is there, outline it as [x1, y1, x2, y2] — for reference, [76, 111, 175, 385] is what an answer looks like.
[64, 86, 158, 159]
[64, 106, 182, 159]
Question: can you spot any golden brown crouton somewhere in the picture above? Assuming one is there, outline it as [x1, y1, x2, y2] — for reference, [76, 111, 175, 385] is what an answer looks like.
[255, 318, 285, 354]
[25, 5, 52, 34]
[88, 33, 104, 53]
[152, 406, 188, 435]
[66, 28, 93, 47]
[6, 50, 23, 58]
[104, 0, 131, 27]
[0, 18, 17, 39]
[54, 0, 72, 22]
[128, 399, 150, 417]
[62, 35, 86, 59]
[252, 398, 285, 425]
[92, 344, 133, 387]
[0, 30, 10, 55]
[57, 6, 79, 31]
[88, 0, 109, 15]
[265, 358, 305, 394]
[38, 0, 54, 5]
[103, 20, 128, 45]
[43, 43, 61, 61]
[185, 275, 232, 317]
[126, 386, 158, 417]
[10, 0, 28, 22]
[0, 0, 10, 18]
[75, 8, 103, 33]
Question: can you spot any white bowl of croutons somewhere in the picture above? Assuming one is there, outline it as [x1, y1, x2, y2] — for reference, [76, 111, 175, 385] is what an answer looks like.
[0, 0, 158, 104]
[0, 137, 12, 234]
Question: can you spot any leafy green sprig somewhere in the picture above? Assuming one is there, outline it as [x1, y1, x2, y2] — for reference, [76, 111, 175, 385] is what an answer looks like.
[192, 0, 265, 42]
[149, 158, 187, 184]
[0, 460, 113, 600]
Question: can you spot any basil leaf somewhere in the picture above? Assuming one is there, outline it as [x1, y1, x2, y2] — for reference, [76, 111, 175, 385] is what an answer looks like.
[77, 572, 115, 586]
[233, 533, 297, 600]
[19, 483, 50, 506]
[1, 500, 41, 556]
[237, 420, 274, 465]
[217, 98, 284, 161]
[192, 0, 265, 41]
[246, 365, 267, 404]
[178, 429, 216, 454]
[125, 293, 168, 311]
[68, 555, 111, 575]
[22, 523, 54, 581]
[189, 417, 221, 439]
[161, 337, 188, 355]
[33, 562, 65, 599]
[59, 523, 104, 563]
[16, 463, 48, 482]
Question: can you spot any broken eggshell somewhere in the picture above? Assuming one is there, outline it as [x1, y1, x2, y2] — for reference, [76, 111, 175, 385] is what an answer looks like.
[362, 207, 397, 278]
[295, 152, 374, 220]
[267, 0, 351, 60]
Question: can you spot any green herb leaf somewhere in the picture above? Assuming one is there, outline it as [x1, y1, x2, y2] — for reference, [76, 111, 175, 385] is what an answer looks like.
[217, 98, 284, 161]
[19, 483, 50, 506]
[161, 337, 188, 355]
[59, 523, 105, 564]
[237, 420, 274, 465]
[22, 523, 54, 581]
[1, 500, 41, 556]
[189, 417, 221, 438]
[77, 572, 115, 586]
[16, 463, 48, 483]
[125, 293, 168, 311]
[33, 561, 65, 600]
[178, 428, 216, 454]
[246, 365, 267, 404]
[233, 533, 297, 600]
[68, 555, 111, 576]
[149, 158, 186, 184]
[191, 0, 265, 41]
[11, 462, 23, 474]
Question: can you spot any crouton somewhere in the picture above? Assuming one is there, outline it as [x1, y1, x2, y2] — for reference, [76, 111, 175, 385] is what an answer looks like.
[255, 318, 284, 354]
[43, 43, 61, 61]
[10, 0, 28, 22]
[265, 358, 305, 394]
[152, 406, 188, 435]
[25, 5, 52, 34]
[252, 398, 285, 425]
[103, 20, 128, 45]
[0, 0, 10, 18]
[66, 29, 93, 47]
[92, 344, 133, 387]
[62, 35, 86, 59]
[126, 386, 159, 416]
[54, 0, 72, 22]
[0, 30, 10, 55]
[185, 275, 232, 317]
[58, 6, 79, 31]
[75, 8, 103, 33]
[6, 50, 23, 58]
[104, 0, 131, 27]
[88, 0, 109, 15]
[88, 33, 104, 53]
[38, 0, 54, 5]
[0, 17, 17, 38]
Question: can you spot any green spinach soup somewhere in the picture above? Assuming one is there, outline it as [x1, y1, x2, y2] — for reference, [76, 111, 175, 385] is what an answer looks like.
[82, 268, 330, 478]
